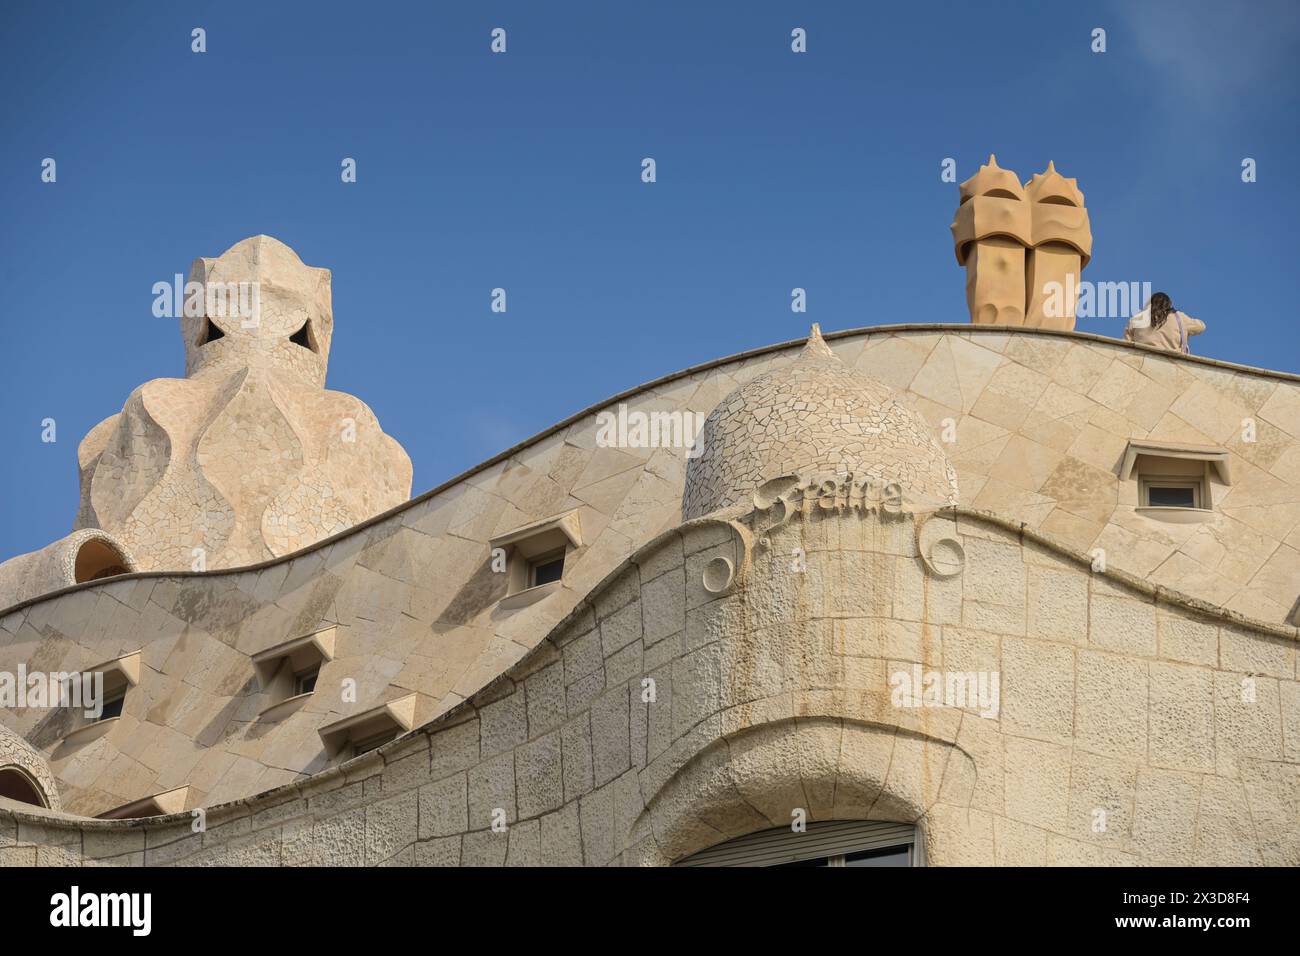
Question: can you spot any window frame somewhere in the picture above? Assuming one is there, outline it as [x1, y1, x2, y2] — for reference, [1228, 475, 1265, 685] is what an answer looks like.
[1140, 477, 1203, 510]
[317, 693, 418, 759]
[252, 626, 336, 719]
[489, 510, 582, 607]
[60, 650, 141, 743]
[293, 664, 320, 697]
[1121, 441, 1227, 523]
[351, 728, 399, 757]
[674, 820, 921, 867]
[527, 548, 566, 588]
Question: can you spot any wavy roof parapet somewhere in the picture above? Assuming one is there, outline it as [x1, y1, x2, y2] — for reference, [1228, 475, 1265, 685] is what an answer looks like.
[1, 499, 1295, 837]
[1, 322, 1297, 620]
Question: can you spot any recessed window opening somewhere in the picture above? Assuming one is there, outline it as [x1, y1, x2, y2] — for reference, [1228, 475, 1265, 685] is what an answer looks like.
[1121, 441, 1228, 520]
[529, 549, 565, 588]
[252, 627, 335, 719]
[1144, 481, 1199, 509]
[1136, 461, 1207, 510]
[293, 665, 319, 697]
[488, 511, 582, 604]
[0, 767, 49, 808]
[198, 317, 225, 346]
[73, 537, 132, 583]
[59, 651, 140, 743]
[98, 688, 126, 722]
[317, 693, 416, 758]
[352, 729, 397, 756]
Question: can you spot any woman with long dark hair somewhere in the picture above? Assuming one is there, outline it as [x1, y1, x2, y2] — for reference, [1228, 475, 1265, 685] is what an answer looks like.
[1124, 292, 1205, 353]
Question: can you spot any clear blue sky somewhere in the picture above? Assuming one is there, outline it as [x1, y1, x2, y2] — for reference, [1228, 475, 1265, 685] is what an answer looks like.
[2, 0, 1297, 559]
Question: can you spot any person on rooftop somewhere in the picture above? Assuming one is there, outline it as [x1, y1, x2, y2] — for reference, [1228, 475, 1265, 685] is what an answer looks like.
[1124, 291, 1204, 354]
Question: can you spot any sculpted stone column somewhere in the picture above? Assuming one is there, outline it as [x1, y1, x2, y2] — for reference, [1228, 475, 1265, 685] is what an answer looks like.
[949, 155, 1032, 326]
[1023, 161, 1092, 329]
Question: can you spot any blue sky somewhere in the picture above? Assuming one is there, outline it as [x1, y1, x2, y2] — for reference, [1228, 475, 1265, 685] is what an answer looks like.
[1, 0, 1297, 559]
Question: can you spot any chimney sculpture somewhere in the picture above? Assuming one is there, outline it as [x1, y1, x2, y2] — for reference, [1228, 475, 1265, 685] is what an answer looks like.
[950, 156, 1092, 329]
[0, 236, 414, 609]
[1023, 161, 1092, 329]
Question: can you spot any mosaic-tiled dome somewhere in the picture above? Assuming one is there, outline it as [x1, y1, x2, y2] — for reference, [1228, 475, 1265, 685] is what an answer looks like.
[682, 325, 959, 519]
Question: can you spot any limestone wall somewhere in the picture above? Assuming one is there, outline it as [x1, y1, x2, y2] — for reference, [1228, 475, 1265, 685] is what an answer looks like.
[2, 504, 1295, 866]
[1, 324, 1298, 818]
[846, 328, 1300, 625]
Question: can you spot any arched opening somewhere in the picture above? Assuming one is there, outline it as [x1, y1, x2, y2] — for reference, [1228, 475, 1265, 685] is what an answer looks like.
[0, 766, 49, 808]
[73, 538, 132, 583]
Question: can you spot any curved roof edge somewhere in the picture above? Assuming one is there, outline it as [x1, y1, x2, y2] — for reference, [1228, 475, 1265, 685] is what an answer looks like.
[3, 323, 1296, 619]
[6, 503, 1296, 836]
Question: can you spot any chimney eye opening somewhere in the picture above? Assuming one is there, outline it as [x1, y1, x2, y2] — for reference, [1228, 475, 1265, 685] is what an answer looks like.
[198, 317, 225, 346]
[289, 320, 316, 352]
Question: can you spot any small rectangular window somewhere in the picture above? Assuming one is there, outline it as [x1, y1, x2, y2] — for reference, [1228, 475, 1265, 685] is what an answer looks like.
[529, 550, 565, 587]
[98, 690, 126, 721]
[1142, 479, 1201, 509]
[253, 627, 336, 719]
[488, 511, 581, 604]
[353, 730, 397, 756]
[1123, 441, 1227, 521]
[1147, 485, 1196, 508]
[294, 666, 319, 697]
[318, 694, 417, 758]
[60, 651, 140, 743]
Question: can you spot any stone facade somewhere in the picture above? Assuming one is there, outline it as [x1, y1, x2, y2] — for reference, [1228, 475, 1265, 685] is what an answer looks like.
[1, 502, 1295, 866]
[2, 305, 1298, 865]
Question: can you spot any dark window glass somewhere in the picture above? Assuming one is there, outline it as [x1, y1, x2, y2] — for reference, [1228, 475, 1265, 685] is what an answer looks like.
[99, 692, 125, 721]
[1148, 485, 1196, 508]
[772, 857, 830, 867]
[295, 670, 318, 696]
[843, 847, 911, 867]
[532, 556, 564, 586]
